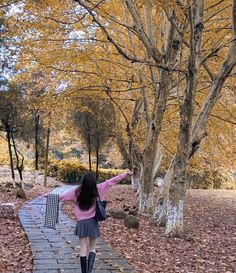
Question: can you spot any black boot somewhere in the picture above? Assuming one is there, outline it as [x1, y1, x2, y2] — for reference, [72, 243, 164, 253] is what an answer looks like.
[87, 251, 96, 273]
[80, 256, 87, 273]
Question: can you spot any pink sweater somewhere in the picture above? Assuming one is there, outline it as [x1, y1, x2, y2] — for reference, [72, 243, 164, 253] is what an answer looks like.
[59, 173, 129, 221]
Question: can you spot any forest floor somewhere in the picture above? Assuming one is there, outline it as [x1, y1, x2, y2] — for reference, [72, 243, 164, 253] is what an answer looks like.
[0, 166, 235, 273]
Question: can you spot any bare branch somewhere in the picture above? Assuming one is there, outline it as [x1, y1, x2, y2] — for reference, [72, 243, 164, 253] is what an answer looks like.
[0, 0, 21, 8]
[34, 59, 99, 76]
[206, 0, 226, 11]
[210, 114, 236, 125]
[204, 4, 231, 24]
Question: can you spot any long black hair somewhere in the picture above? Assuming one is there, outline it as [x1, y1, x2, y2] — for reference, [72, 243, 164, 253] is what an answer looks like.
[76, 172, 99, 210]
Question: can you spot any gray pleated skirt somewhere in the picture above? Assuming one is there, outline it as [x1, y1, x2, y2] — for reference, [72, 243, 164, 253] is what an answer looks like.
[75, 218, 100, 238]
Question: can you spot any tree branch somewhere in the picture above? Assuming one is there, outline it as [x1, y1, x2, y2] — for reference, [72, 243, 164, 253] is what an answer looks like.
[125, 0, 163, 63]
[73, 0, 173, 71]
[0, 0, 21, 8]
[210, 114, 236, 125]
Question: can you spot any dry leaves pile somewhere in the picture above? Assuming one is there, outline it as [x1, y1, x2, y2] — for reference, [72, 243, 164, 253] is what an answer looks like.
[0, 169, 235, 273]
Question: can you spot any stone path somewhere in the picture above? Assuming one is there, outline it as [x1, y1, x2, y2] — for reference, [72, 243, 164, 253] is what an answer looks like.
[18, 187, 135, 273]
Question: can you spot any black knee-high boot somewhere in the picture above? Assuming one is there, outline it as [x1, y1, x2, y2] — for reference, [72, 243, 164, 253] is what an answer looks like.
[80, 256, 87, 273]
[87, 252, 96, 273]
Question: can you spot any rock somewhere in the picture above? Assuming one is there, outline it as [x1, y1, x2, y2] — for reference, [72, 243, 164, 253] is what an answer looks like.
[112, 210, 127, 219]
[5, 182, 14, 188]
[123, 204, 131, 212]
[128, 209, 138, 216]
[16, 187, 27, 199]
[124, 215, 139, 229]
[154, 177, 164, 188]
[24, 183, 34, 189]
[0, 203, 16, 218]
[115, 197, 124, 202]
[108, 208, 114, 214]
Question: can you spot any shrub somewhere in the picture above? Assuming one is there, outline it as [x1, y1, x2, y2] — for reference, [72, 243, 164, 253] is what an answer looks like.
[48, 158, 130, 184]
[0, 154, 9, 166]
[188, 167, 236, 190]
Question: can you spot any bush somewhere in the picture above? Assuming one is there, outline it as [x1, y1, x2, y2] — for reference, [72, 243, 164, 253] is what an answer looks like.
[48, 158, 86, 183]
[188, 167, 236, 190]
[0, 155, 9, 166]
[48, 158, 130, 184]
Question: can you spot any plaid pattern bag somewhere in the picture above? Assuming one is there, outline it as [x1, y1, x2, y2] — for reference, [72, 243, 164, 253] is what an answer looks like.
[44, 194, 59, 229]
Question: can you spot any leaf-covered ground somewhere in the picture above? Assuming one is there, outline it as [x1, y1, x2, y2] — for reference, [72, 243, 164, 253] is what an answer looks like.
[0, 167, 63, 273]
[0, 167, 235, 273]
[63, 186, 236, 273]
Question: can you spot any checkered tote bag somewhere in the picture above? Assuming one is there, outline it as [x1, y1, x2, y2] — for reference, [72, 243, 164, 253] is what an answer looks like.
[44, 194, 59, 229]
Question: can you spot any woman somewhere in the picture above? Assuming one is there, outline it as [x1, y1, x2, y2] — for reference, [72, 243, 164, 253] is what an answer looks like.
[59, 171, 131, 273]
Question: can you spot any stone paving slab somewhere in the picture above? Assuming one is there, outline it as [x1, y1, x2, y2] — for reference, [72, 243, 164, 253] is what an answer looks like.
[18, 187, 136, 273]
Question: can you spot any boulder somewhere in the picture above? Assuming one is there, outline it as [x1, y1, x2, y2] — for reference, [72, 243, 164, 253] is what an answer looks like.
[112, 210, 127, 219]
[16, 187, 27, 199]
[124, 215, 139, 229]
[0, 203, 16, 218]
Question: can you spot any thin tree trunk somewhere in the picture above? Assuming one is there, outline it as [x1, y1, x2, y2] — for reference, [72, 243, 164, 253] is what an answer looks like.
[44, 115, 51, 187]
[88, 132, 92, 171]
[116, 134, 131, 169]
[11, 131, 25, 190]
[6, 127, 15, 187]
[95, 136, 99, 180]
[34, 109, 40, 183]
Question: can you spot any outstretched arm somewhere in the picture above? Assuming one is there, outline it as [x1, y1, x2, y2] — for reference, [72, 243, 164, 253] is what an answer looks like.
[98, 172, 131, 193]
[59, 188, 77, 202]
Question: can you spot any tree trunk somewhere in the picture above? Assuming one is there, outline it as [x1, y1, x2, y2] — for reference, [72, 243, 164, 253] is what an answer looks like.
[34, 109, 40, 183]
[88, 132, 92, 171]
[11, 131, 25, 190]
[153, 158, 175, 226]
[157, 0, 236, 230]
[44, 120, 51, 187]
[164, 193, 185, 237]
[95, 137, 99, 180]
[131, 165, 140, 192]
[138, 188, 154, 214]
[6, 127, 15, 187]
[138, 149, 155, 213]
[138, 70, 172, 214]
[154, 0, 205, 236]
[164, 157, 188, 237]
[116, 134, 131, 169]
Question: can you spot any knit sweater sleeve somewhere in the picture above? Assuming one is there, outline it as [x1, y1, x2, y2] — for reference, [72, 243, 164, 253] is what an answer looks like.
[98, 173, 129, 197]
[59, 188, 77, 202]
